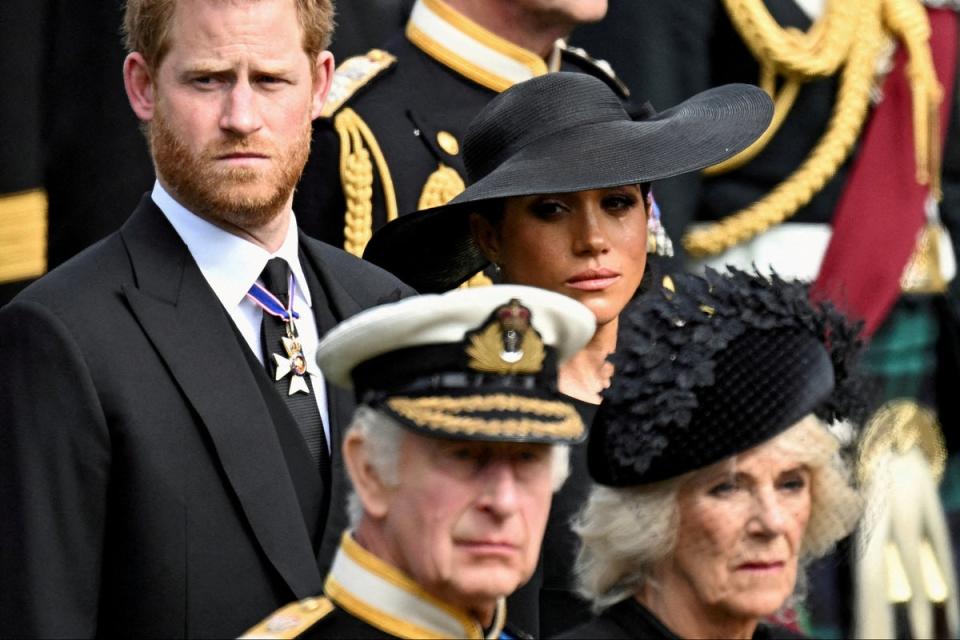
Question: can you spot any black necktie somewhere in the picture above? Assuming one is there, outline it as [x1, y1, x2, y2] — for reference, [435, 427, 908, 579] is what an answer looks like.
[259, 257, 331, 479]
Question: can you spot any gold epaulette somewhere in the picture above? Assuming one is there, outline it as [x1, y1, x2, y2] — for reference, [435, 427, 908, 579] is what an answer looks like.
[321, 49, 397, 118]
[0, 189, 47, 283]
[239, 596, 334, 639]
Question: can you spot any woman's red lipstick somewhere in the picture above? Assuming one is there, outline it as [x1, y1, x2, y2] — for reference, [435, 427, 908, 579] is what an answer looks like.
[566, 268, 621, 291]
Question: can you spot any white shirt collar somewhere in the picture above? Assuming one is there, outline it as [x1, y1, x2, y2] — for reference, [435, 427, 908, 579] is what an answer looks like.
[405, 0, 560, 93]
[151, 181, 312, 310]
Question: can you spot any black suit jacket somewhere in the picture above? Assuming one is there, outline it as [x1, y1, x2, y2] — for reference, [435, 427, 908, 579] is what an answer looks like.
[0, 196, 414, 637]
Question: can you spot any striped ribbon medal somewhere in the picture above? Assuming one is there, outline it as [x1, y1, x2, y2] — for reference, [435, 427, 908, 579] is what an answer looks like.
[247, 274, 317, 395]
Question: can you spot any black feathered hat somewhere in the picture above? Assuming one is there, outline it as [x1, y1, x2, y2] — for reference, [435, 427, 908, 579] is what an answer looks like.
[363, 72, 774, 293]
[588, 267, 864, 486]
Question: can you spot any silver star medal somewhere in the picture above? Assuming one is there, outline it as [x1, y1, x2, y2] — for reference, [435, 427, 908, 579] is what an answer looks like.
[273, 336, 319, 396]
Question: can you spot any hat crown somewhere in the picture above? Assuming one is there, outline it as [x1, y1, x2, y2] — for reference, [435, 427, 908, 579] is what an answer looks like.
[463, 72, 629, 184]
[587, 268, 863, 486]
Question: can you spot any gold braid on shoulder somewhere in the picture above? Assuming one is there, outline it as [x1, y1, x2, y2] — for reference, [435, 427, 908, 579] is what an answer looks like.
[335, 108, 398, 257]
[684, 0, 943, 258]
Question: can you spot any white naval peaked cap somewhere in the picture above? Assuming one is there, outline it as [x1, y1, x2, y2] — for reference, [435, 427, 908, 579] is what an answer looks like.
[316, 284, 595, 389]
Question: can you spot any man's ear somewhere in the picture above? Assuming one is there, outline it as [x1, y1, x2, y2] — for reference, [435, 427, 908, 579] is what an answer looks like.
[310, 51, 336, 119]
[342, 430, 392, 519]
[124, 52, 156, 122]
[469, 212, 501, 265]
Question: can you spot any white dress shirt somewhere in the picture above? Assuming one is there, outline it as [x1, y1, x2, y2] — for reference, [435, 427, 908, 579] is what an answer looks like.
[152, 181, 331, 450]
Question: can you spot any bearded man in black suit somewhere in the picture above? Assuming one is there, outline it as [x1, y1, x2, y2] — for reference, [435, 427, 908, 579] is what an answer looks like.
[0, 0, 414, 636]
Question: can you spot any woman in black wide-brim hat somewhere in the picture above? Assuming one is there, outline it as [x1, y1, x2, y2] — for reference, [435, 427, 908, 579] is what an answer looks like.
[364, 73, 773, 635]
[363, 72, 774, 634]
[561, 267, 864, 640]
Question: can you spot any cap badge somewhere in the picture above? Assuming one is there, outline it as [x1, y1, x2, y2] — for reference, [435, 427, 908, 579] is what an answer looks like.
[467, 299, 545, 374]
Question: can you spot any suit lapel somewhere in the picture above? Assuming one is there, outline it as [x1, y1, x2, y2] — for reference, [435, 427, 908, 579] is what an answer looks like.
[298, 235, 369, 327]
[118, 198, 323, 597]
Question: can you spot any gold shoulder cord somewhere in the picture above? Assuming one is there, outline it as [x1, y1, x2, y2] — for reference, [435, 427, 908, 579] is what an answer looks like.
[335, 108, 399, 257]
[684, 0, 943, 258]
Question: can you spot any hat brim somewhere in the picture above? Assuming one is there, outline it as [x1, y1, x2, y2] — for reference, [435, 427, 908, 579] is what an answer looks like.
[364, 83, 773, 292]
[374, 387, 587, 444]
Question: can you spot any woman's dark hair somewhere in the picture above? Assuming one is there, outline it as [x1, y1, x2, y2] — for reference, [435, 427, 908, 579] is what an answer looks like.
[473, 183, 652, 230]
[472, 198, 506, 227]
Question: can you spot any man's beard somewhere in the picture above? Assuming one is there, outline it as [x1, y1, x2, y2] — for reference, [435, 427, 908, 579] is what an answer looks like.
[149, 109, 311, 231]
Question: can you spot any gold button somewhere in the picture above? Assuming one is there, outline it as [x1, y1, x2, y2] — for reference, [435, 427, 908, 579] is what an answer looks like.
[437, 131, 459, 156]
[300, 598, 320, 611]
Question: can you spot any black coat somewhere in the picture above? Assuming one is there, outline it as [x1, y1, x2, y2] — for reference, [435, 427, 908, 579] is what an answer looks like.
[0, 196, 414, 637]
[292, 603, 530, 640]
[556, 598, 806, 640]
[538, 397, 599, 637]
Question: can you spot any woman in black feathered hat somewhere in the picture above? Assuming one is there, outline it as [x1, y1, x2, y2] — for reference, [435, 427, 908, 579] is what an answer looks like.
[560, 267, 864, 640]
[364, 72, 774, 634]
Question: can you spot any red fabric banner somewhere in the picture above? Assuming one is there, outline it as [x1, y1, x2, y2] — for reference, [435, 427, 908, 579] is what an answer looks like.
[812, 9, 958, 337]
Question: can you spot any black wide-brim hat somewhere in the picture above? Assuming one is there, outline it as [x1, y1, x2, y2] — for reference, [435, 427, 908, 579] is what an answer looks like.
[364, 72, 774, 292]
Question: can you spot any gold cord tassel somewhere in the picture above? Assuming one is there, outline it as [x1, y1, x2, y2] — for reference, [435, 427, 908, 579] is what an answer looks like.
[685, 0, 943, 258]
[336, 110, 374, 257]
[417, 164, 466, 210]
[883, 0, 944, 195]
[335, 108, 399, 256]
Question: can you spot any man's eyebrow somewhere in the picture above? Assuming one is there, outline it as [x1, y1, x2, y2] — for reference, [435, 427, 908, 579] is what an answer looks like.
[178, 64, 234, 77]
[178, 62, 298, 77]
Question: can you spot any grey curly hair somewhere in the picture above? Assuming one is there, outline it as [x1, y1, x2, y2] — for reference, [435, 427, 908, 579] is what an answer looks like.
[574, 415, 863, 611]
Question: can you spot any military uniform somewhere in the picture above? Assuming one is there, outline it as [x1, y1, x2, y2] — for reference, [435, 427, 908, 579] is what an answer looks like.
[242, 285, 596, 639]
[293, 0, 628, 256]
[0, 0, 154, 306]
[0, 0, 49, 303]
[242, 533, 528, 639]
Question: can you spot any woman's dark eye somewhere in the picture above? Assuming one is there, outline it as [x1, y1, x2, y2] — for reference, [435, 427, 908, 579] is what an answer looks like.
[780, 475, 807, 492]
[603, 194, 637, 211]
[708, 481, 736, 497]
[529, 201, 566, 218]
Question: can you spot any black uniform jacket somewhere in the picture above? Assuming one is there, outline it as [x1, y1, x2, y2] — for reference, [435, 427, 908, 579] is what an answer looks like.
[0, 196, 414, 637]
[556, 598, 806, 640]
[294, 0, 629, 253]
[573, 0, 960, 255]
